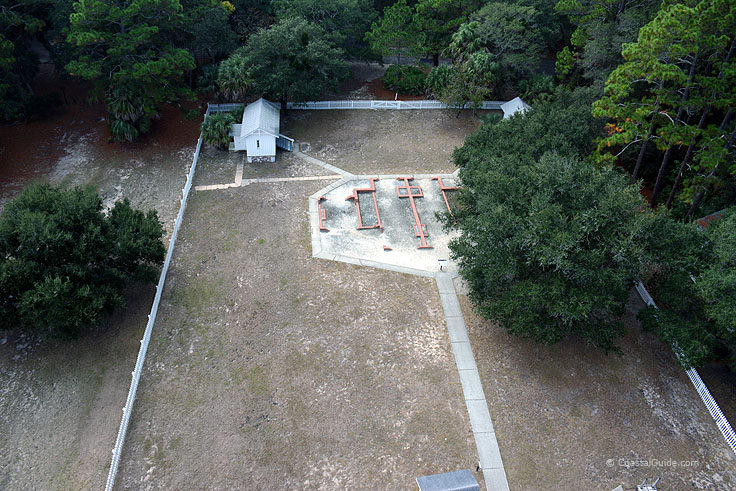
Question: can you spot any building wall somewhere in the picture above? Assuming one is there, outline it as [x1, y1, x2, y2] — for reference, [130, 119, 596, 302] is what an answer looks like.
[245, 132, 276, 160]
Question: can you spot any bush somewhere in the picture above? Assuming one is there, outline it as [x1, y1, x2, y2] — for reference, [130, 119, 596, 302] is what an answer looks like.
[425, 65, 455, 99]
[382, 64, 427, 95]
[454, 86, 604, 166]
[448, 150, 652, 352]
[517, 74, 555, 103]
[445, 86, 650, 353]
[0, 184, 165, 337]
[201, 109, 240, 149]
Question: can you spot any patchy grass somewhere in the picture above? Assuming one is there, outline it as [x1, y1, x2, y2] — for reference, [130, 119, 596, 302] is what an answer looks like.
[0, 285, 156, 491]
[116, 182, 481, 489]
[461, 291, 736, 489]
[283, 109, 489, 175]
[0, 101, 198, 490]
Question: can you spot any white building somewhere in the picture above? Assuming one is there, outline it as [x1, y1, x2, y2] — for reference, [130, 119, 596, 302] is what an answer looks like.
[230, 98, 293, 162]
[500, 97, 531, 119]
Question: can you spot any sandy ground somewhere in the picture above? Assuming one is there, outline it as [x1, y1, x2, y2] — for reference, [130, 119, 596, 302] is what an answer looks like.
[3, 61, 735, 490]
[115, 182, 482, 490]
[0, 286, 154, 490]
[194, 146, 334, 188]
[461, 291, 736, 490]
[282, 109, 488, 176]
[0, 76, 204, 490]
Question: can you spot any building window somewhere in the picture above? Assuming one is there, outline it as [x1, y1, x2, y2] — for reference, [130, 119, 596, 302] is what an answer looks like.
[256, 139, 260, 148]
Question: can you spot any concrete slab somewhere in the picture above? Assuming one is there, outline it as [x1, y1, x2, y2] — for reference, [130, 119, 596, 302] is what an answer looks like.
[465, 399, 494, 434]
[482, 468, 511, 491]
[475, 432, 504, 469]
[440, 293, 463, 318]
[445, 316, 470, 343]
[457, 369, 486, 401]
[451, 341, 478, 371]
[436, 273, 456, 294]
[313, 176, 460, 273]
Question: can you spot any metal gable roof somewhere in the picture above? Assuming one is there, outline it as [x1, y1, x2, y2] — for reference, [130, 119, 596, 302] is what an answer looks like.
[240, 98, 280, 138]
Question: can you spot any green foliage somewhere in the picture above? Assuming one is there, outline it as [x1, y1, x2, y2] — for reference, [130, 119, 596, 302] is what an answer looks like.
[365, 0, 416, 63]
[517, 74, 555, 103]
[700, 209, 736, 340]
[555, 45, 574, 80]
[217, 17, 349, 107]
[466, 2, 544, 75]
[555, 0, 660, 81]
[455, 87, 604, 163]
[446, 88, 641, 351]
[66, 0, 196, 141]
[440, 2, 544, 104]
[508, 0, 569, 52]
[201, 110, 239, 149]
[413, 0, 478, 64]
[181, 0, 238, 60]
[449, 149, 651, 351]
[274, 0, 377, 59]
[227, 0, 274, 44]
[0, 184, 164, 337]
[424, 64, 456, 98]
[593, 0, 736, 212]
[382, 64, 427, 95]
[638, 208, 736, 368]
[197, 64, 220, 93]
[0, 0, 47, 120]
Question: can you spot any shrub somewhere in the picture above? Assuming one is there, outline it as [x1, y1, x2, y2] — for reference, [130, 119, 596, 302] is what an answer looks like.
[424, 65, 455, 99]
[639, 208, 736, 368]
[0, 184, 165, 337]
[517, 74, 555, 103]
[382, 64, 427, 95]
[201, 109, 240, 149]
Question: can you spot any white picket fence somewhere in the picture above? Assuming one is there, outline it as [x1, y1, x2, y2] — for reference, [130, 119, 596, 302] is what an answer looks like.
[208, 100, 506, 111]
[286, 99, 505, 110]
[635, 281, 736, 454]
[104, 112, 208, 491]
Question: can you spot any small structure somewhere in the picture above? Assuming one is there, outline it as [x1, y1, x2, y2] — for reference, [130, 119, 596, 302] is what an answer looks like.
[500, 97, 531, 119]
[230, 98, 293, 162]
[416, 470, 480, 491]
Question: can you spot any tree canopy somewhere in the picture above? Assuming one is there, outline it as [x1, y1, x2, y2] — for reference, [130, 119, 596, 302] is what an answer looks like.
[0, 184, 165, 337]
[449, 148, 652, 351]
[274, 0, 377, 59]
[0, 0, 49, 120]
[639, 208, 736, 368]
[555, 0, 660, 82]
[593, 0, 736, 217]
[445, 92, 651, 351]
[66, 0, 196, 141]
[217, 17, 349, 108]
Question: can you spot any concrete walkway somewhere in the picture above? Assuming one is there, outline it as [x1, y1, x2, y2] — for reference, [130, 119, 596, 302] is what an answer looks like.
[293, 148, 354, 177]
[436, 273, 509, 491]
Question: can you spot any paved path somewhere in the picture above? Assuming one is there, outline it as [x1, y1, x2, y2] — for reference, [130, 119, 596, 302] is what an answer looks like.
[293, 149, 354, 177]
[195, 174, 343, 191]
[436, 273, 509, 491]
